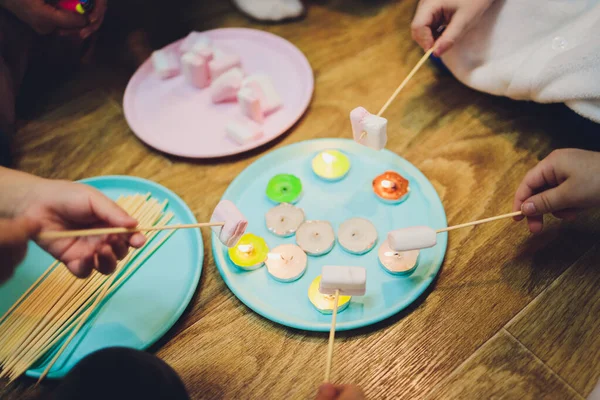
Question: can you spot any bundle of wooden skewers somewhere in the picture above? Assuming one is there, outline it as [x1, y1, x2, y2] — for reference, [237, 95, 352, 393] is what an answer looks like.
[0, 193, 175, 383]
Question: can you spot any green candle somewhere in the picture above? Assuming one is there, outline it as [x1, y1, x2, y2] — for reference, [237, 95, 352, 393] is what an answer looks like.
[266, 174, 303, 204]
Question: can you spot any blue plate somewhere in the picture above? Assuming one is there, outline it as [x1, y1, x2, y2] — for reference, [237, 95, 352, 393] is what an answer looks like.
[213, 139, 447, 331]
[0, 176, 203, 379]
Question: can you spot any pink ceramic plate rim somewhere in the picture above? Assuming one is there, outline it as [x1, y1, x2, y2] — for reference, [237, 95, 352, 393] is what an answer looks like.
[123, 28, 314, 158]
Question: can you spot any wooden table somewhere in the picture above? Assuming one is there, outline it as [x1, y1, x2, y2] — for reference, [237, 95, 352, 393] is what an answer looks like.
[3, 1, 600, 398]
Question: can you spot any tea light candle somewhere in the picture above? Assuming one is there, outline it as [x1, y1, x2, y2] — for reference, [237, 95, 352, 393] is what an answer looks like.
[378, 239, 419, 275]
[228, 233, 269, 270]
[373, 171, 410, 204]
[266, 174, 303, 204]
[308, 275, 351, 314]
[312, 150, 351, 181]
[296, 220, 335, 256]
[265, 244, 308, 282]
[265, 203, 305, 237]
[337, 217, 378, 255]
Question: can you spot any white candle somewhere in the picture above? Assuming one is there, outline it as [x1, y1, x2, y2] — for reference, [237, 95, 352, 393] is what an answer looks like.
[265, 203, 305, 237]
[378, 239, 419, 275]
[337, 217, 378, 255]
[265, 244, 307, 282]
[295, 220, 335, 256]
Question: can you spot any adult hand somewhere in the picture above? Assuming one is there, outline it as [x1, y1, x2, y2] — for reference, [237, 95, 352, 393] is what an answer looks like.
[0, 217, 39, 283]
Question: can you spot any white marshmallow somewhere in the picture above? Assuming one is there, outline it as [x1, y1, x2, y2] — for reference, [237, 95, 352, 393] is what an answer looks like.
[151, 50, 180, 80]
[190, 41, 214, 61]
[210, 200, 248, 248]
[241, 74, 282, 115]
[319, 265, 367, 296]
[238, 87, 264, 123]
[209, 52, 242, 80]
[226, 119, 263, 145]
[387, 226, 437, 252]
[179, 32, 211, 54]
[181, 52, 210, 89]
[350, 106, 387, 150]
[211, 68, 244, 103]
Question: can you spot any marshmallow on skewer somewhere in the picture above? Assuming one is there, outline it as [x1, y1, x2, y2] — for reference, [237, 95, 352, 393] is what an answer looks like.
[387, 226, 437, 252]
[238, 87, 264, 123]
[319, 265, 367, 296]
[209, 52, 242, 80]
[151, 50, 180, 80]
[181, 52, 210, 89]
[241, 74, 282, 115]
[210, 200, 248, 247]
[350, 107, 387, 150]
[225, 119, 263, 145]
[211, 68, 244, 103]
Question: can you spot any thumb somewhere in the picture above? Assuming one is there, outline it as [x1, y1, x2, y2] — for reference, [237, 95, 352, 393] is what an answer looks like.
[88, 190, 138, 228]
[521, 184, 573, 217]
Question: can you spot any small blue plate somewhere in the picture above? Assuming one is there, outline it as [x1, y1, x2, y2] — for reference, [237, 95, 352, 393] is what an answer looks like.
[213, 139, 447, 331]
[0, 176, 203, 379]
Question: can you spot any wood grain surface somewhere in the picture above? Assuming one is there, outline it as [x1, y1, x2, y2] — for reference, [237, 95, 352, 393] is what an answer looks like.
[1, 0, 599, 399]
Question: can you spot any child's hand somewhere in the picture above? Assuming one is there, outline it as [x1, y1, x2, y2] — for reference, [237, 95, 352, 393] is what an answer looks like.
[513, 149, 600, 234]
[0, 0, 87, 34]
[315, 383, 365, 400]
[0, 217, 39, 283]
[78, 0, 107, 39]
[411, 0, 496, 56]
[13, 178, 146, 278]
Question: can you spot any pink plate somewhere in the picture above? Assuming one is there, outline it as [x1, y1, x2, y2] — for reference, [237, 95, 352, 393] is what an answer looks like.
[123, 28, 314, 158]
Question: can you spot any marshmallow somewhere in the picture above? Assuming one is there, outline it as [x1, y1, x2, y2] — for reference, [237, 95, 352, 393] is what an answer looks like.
[241, 74, 282, 115]
[211, 68, 244, 103]
[210, 200, 248, 248]
[179, 32, 211, 54]
[238, 87, 264, 123]
[151, 50, 180, 80]
[319, 265, 367, 296]
[209, 53, 242, 80]
[387, 226, 437, 252]
[350, 107, 387, 150]
[181, 52, 210, 89]
[225, 119, 263, 145]
[190, 41, 214, 61]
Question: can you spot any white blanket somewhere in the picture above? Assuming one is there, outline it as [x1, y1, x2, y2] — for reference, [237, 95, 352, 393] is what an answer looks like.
[442, 0, 600, 123]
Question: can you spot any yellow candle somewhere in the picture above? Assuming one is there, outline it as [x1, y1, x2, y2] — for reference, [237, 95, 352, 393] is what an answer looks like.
[311, 150, 351, 181]
[308, 275, 351, 314]
[228, 233, 269, 270]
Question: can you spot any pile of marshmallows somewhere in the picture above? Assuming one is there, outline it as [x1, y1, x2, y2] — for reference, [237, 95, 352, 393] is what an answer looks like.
[151, 32, 283, 145]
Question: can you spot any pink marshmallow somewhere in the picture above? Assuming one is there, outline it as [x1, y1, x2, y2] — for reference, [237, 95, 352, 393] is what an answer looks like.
[238, 87, 264, 123]
[210, 200, 248, 248]
[225, 119, 263, 145]
[191, 42, 214, 62]
[211, 68, 244, 103]
[209, 53, 242, 80]
[241, 74, 281, 115]
[181, 52, 210, 89]
[151, 50, 180, 80]
[179, 32, 211, 54]
[350, 106, 388, 150]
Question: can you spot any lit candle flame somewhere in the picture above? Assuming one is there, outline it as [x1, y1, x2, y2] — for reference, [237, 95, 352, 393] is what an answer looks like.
[381, 180, 396, 189]
[238, 244, 254, 254]
[321, 152, 336, 165]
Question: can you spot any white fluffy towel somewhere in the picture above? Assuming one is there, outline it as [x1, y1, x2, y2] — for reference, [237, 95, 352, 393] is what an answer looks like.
[442, 0, 600, 123]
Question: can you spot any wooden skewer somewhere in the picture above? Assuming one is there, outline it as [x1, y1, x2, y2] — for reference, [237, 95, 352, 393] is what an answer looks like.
[38, 221, 225, 240]
[324, 289, 340, 383]
[360, 47, 435, 140]
[436, 211, 523, 234]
